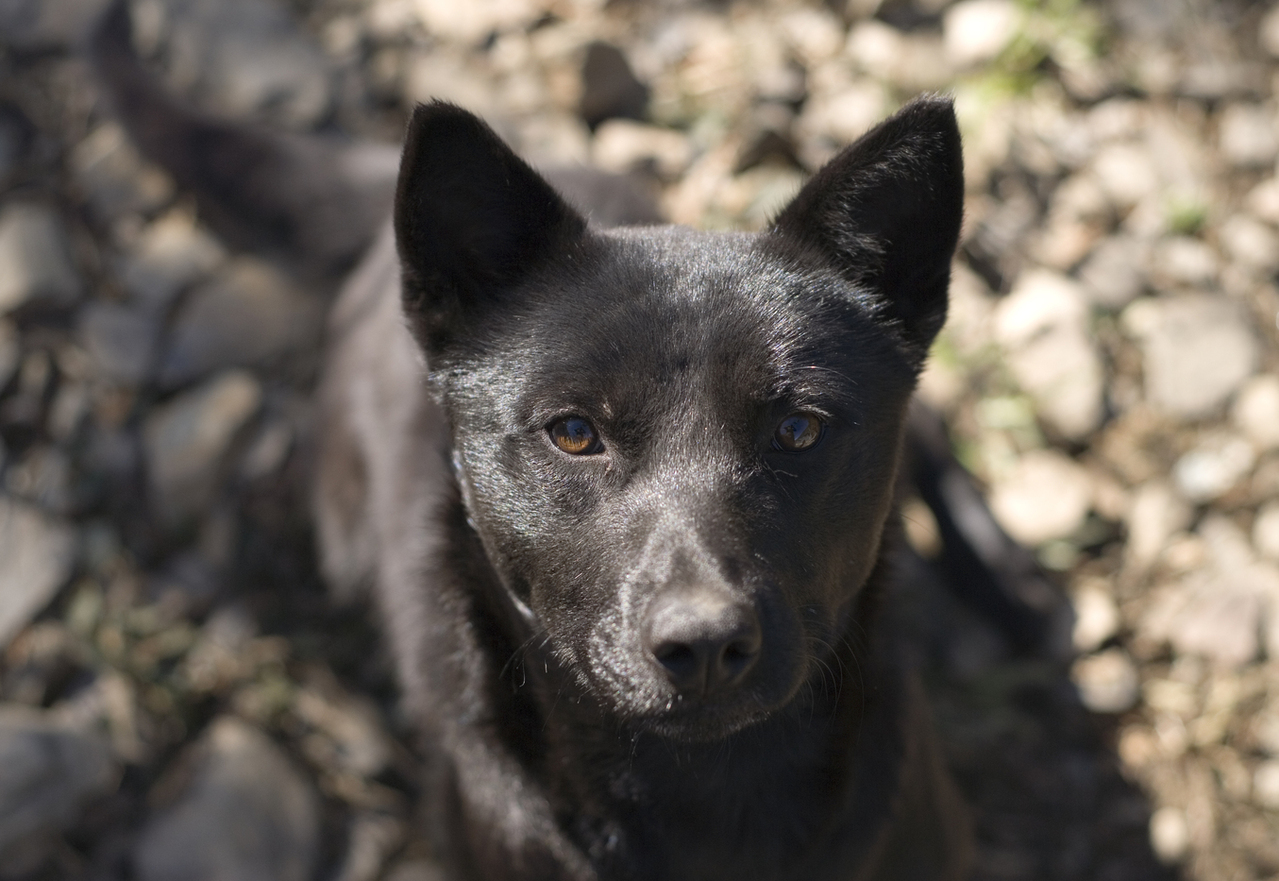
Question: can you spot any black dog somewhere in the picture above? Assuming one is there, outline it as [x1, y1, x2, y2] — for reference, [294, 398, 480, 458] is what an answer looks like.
[313, 99, 973, 880]
[94, 6, 975, 875]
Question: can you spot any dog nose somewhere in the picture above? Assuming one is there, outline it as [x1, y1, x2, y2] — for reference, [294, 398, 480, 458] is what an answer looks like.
[644, 591, 762, 698]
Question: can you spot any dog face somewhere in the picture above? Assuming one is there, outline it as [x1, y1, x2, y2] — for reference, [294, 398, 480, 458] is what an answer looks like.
[394, 99, 963, 740]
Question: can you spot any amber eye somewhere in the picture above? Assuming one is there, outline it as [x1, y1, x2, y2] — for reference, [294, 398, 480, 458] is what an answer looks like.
[773, 412, 823, 452]
[549, 416, 603, 455]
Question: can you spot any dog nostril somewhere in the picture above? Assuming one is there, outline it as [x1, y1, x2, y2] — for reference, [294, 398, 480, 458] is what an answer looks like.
[645, 594, 762, 698]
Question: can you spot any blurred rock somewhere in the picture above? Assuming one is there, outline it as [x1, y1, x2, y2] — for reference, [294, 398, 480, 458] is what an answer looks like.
[70, 123, 175, 220]
[0, 495, 77, 650]
[990, 448, 1093, 546]
[0, 319, 17, 391]
[0, 705, 115, 875]
[412, 0, 538, 44]
[121, 210, 226, 312]
[134, 717, 319, 881]
[78, 302, 159, 386]
[994, 270, 1104, 440]
[1232, 374, 1279, 451]
[384, 861, 446, 881]
[593, 120, 693, 180]
[1151, 236, 1217, 288]
[5, 446, 74, 513]
[579, 42, 648, 130]
[1125, 481, 1193, 570]
[1255, 760, 1279, 809]
[1218, 102, 1279, 168]
[0, 0, 112, 50]
[1090, 143, 1160, 210]
[0, 102, 33, 185]
[1078, 236, 1147, 310]
[0, 203, 82, 315]
[1071, 579, 1121, 653]
[1071, 648, 1140, 714]
[1122, 294, 1258, 420]
[943, 0, 1019, 68]
[778, 7, 844, 67]
[794, 81, 887, 150]
[157, 257, 321, 389]
[293, 673, 392, 779]
[1140, 518, 1279, 667]
[1255, 502, 1279, 563]
[160, 0, 335, 128]
[333, 811, 403, 881]
[1219, 215, 1279, 275]
[143, 370, 262, 524]
[1149, 806, 1189, 864]
[1244, 176, 1279, 225]
[1172, 433, 1256, 503]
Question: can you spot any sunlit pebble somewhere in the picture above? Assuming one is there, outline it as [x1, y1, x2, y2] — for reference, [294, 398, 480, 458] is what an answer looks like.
[1149, 806, 1189, 864]
[1255, 761, 1279, 810]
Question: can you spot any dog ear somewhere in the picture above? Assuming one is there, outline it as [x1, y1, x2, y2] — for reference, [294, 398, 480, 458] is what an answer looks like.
[394, 101, 588, 353]
[770, 95, 964, 361]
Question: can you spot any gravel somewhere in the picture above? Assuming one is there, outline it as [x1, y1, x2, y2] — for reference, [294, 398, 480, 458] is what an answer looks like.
[2, 0, 1278, 877]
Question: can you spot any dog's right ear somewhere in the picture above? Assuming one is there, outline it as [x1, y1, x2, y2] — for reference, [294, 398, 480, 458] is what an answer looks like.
[394, 102, 587, 354]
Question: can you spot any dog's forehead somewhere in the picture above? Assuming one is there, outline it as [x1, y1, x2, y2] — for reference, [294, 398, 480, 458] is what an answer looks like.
[516, 227, 897, 402]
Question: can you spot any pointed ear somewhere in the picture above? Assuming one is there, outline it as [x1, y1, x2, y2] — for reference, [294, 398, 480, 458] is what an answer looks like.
[394, 102, 588, 353]
[770, 96, 963, 361]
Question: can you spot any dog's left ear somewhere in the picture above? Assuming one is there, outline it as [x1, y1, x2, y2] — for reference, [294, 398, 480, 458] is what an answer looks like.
[394, 101, 588, 354]
[770, 96, 963, 362]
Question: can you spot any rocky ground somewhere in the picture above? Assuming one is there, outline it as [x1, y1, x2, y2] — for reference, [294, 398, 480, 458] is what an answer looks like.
[1, 0, 1278, 878]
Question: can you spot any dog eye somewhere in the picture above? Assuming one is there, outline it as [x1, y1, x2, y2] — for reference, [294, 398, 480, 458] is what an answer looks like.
[773, 412, 823, 452]
[549, 416, 604, 455]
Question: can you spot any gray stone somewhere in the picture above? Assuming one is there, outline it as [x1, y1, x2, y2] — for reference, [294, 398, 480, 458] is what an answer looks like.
[579, 42, 648, 129]
[1071, 648, 1140, 713]
[1256, 761, 1279, 810]
[1245, 177, 1279, 226]
[78, 302, 159, 386]
[121, 211, 226, 312]
[1071, 579, 1121, 653]
[1219, 216, 1279, 275]
[989, 448, 1093, 546]
[143, 371, 262, 524]
[592, 120, 693, 180]
[1126, 481, 1192, 570]
[994, 270, 1105, 440]
[134, 717, 319, 881]
[1218, 103, 1279, 168]
[1140, 518, 1279, 667]
[0, 706, 116, 875]
[160, 0, 335, 128]
[0, 203, 81, 315]
[1232, 374, 1279, 451]
[0, 319, 17, 391]
[332, 812, 403, 881]
[1255, 501, 1279, 563]
[1078, 236, 1147, 310]
[1172, 433, 1256, 503]
[943, 0, 1019, 68]
[1152, 236, 1218, 288]
[412, 0, 539, 43]
[1149, 807, 1189, 864]
[1122, 294, 1259, 420]
[4, 446, 74, 514]
[1142, 573, 1263, 668]
[70, 124, 175, 220]
[158, 258, 322, 389]
[0, 0, 112, 50]
[0, 496, 77, 650]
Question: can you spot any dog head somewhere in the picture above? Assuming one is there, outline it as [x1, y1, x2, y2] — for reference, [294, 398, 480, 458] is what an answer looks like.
[394, 98, 962, 740]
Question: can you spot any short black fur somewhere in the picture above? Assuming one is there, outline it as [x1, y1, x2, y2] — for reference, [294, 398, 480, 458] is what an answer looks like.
[350, 97, 973, 880]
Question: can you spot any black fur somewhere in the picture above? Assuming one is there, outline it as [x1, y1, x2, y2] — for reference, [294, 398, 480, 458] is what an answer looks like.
[336, 98, 973, 880]
[90, 6, 978, 871]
